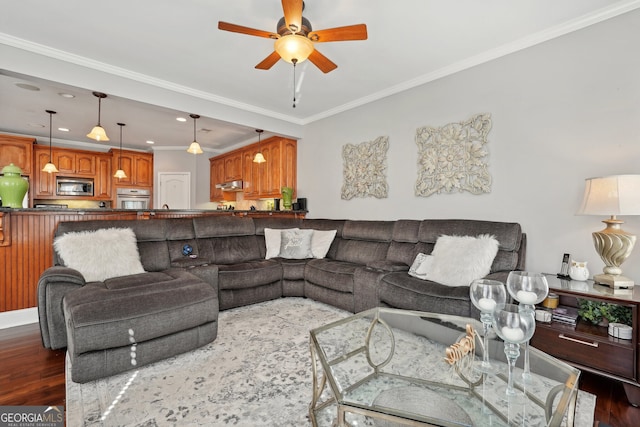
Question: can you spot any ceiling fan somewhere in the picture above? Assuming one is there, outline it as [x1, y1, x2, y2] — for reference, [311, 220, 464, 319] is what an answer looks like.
[218, 0, 367, 73]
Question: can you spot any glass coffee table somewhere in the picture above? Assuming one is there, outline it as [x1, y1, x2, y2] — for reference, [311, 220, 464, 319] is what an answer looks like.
[309, 308, 580, 427]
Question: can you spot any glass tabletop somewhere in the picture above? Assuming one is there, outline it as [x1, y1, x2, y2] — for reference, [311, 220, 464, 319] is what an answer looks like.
[309, 308, 580, 427]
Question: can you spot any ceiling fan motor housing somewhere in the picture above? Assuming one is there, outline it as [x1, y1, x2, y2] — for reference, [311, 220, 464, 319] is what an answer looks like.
[277, 16, 312, 37]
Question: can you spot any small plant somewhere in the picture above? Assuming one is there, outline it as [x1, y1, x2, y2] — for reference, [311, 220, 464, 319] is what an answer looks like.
[577, 299, 632, 326]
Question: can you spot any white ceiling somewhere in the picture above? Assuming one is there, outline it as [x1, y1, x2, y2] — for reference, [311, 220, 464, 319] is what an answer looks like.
[1, 0, 638, 153]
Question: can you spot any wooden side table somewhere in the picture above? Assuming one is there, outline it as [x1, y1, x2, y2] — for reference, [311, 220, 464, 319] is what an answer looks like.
[530, 274, 640, 406]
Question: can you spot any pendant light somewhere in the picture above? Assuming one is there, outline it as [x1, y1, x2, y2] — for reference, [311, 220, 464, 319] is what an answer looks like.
[42, 110, 59, 173]
[253, 129, 266, 163]
[187, 114, 203, 154]
[86, 92, 110, 141]
[114, 123, 127, 179]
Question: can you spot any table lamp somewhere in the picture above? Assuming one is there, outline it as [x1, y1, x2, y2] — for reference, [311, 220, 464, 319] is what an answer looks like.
[577, 175, 640, 288]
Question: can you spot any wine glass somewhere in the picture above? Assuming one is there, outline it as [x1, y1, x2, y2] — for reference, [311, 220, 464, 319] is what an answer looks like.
[470, 279, 506, 374]
[506, 271, 549, 382]
[493, 304, 536, 398]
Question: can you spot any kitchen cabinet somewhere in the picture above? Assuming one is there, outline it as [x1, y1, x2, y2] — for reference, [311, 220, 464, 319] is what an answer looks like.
[0, 134, 34, 174]
[209, 157, 226, 201]
[223, 152, 242, 182]
[110, 150, 153, 188]
[53, 149, 96, 176]
[209, 137, 297, 201]
[33, 146, 56, 197]
[94, 153, 112, 200]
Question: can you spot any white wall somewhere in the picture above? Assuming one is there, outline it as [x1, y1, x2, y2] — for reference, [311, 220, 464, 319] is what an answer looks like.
[297, 11, 640, 281]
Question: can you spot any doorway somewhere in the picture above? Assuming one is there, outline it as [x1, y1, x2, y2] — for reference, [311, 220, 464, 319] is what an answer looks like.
[158, 172, 191, 209]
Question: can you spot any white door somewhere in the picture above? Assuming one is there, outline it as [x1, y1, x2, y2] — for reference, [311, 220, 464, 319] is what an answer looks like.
[158, 172, 190, 209]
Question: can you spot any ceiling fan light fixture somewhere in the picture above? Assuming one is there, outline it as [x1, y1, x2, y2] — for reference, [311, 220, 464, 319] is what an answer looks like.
[274, 34, 314, 63]
[87, 92, 110, 141]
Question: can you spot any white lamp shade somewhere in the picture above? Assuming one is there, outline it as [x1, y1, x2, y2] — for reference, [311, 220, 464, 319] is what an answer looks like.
[87, 125, 110, 141]
[274, 35, 314, 63]
[253, 152, 266, 163]
[187, 141, 203, 154]
[42, 162, 59, 173]
[114, 169, 127, 179]
[578, 175, 640, 216]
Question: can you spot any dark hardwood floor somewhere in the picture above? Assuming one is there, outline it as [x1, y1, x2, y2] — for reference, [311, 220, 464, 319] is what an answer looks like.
[1, 322, 639, 426]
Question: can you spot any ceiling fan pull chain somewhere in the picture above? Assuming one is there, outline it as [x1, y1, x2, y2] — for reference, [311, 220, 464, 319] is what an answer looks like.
[292, 58, 298, 108]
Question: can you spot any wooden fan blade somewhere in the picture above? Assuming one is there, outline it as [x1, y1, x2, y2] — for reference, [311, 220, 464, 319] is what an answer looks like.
[281, 0, 303, 33]
[308, 49, 337, 74]
[218, 21, 277, 39]
[255, 51, 282, 70]
[309, 24, 368, 42]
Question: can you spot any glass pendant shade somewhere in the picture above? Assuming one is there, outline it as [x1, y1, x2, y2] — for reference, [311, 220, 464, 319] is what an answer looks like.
[114, 169, 127, 179]
[253, 152, 266, 163]
[274, 35, 314, 63]
[42, 109, 59, 173]
[187, 142, 204, 154]
[87, 125, 109, 141]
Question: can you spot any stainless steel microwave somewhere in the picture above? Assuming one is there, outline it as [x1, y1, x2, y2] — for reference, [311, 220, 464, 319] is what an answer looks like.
[56, 177, 94, 196]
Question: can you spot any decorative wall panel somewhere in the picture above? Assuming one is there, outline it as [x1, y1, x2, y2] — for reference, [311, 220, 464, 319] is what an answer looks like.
[415, 113, 492, 197]
[341, 136, 389, 200]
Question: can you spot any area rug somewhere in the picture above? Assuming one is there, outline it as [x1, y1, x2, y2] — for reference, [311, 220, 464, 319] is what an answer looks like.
[66, 298, 596, 426]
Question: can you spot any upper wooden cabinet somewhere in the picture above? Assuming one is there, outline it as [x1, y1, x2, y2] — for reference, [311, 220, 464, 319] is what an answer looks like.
[94, 153, 112, 200]
[54, 150, 96, 176]
[110, 150, 153, 188]
[33, 146, 55, 198]
[0, 134, 34, 175]
[209, 137, 297, 201]
[223, 152, 242, 182]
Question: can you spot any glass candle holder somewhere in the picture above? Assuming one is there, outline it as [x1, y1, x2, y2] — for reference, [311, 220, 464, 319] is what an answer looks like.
[470, 279, 507, 374]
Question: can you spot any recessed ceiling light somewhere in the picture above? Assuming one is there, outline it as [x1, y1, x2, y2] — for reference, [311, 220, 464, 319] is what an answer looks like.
[58, 127, 70, 132]
[146, 140, 155, 144]
[27, 122, 45, 128]
[16, 83, 40, 91]
[176, 117, 187, 122]
[58, 92, 75, 98]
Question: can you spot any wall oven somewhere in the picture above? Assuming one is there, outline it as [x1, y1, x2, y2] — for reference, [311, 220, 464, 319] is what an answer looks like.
[116, 188, 151, 209]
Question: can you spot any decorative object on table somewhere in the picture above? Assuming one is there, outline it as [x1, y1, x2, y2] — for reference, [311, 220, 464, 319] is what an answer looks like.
[281, 186, 294, 210]
[469, 279, 506, 374]
[608, 323, 633, 340]
[0, 163, 29, 208]
[577, 299, 632, 327]
[552, 305, 580, 326]
[506, 271, 548, 382]
[341, 135, 388, 200]
[415, 113, 492, 197]
[568, 260, 590, 281]
[542, 293, 559, 309]
[492, 304, 536, 399]
[558, 253, 571, 278]
[443, 324, 483, 387]
[577, 174, 640, 288]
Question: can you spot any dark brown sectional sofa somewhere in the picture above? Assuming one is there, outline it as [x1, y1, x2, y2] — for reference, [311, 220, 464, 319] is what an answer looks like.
[37, 215, 525, 382]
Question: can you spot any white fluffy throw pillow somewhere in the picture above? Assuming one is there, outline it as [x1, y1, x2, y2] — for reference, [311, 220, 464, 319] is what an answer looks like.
[424, 234, 499, 287]
[54, 227, 145, 282]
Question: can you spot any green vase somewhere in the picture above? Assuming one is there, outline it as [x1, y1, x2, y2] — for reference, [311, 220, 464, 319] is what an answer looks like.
[0, 163, 29, 208]
[281, 187, 293, 210]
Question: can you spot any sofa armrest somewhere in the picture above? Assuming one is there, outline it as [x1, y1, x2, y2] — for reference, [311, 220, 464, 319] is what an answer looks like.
[484, 271, 509, 285]
[37, 266, 86, 349]
[366, 260, 409, 272]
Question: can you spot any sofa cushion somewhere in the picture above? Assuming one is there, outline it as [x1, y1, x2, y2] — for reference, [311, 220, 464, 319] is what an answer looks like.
[199, 235, 261, 264]
[279, 228, 314, 259]
[54, 227, 145, 282]
[63, 270, 218, 355]
[305, 259, 360, 293]
[425, 234, 499, 287]
[217, 259, 283, 290]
